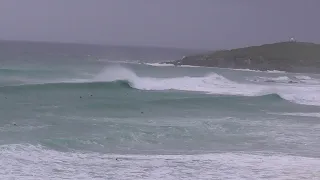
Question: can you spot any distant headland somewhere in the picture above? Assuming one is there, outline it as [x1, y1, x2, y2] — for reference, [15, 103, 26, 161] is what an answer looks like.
[164, 41, 320, 73]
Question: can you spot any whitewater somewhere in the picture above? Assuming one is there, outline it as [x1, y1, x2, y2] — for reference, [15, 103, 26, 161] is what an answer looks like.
[1, 56, 320, 179]
[4, 65, 320, 106]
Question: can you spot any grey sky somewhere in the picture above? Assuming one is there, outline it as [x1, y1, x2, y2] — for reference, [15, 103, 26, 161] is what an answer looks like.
[0, 0, 319, 49]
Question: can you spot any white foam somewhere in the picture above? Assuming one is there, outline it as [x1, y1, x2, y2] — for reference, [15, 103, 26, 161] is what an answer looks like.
[294, 75, 312, 80]
[231, 68, 266, 72]
[294, 75, 320, 84]
[223, 68, 286, 73]
[267, 70, 286, 73]
[170, 65, 287, 73]
[275, 85, 320, 106]
[264, 76, 291, 83]
[93, 65, 138, 82]
[271, 112, 320, 118]
[91, 66, 320, 106]
[145, 63, 207, 68]
[270, 76, 291, 81]
[93, 66, 264, 96]
[249, 76, 297, 83]
[98, 59, 141, 64]
[232, 69, 285, 73]
[1, 144, 319, 180]
[145, 63, 174, 67]
[249, 75, 320, 85]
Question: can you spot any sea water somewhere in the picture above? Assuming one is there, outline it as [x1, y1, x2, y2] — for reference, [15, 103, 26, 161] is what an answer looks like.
[0, 41, 319, 179]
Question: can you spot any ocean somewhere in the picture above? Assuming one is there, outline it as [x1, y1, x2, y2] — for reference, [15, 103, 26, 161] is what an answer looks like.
[0, 41, 319, 180]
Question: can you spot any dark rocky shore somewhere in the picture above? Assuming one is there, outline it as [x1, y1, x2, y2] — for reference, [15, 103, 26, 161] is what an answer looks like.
[164, 42, 320, 73]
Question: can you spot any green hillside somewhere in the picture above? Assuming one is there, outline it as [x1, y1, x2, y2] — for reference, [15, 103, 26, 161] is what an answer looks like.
[167, 42, 320, 73]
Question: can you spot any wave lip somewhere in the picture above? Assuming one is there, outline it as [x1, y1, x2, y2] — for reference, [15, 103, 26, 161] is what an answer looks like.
[97, 66, 320, 106]
[90, 66, 320, 106]
[1, 65, 320, 106]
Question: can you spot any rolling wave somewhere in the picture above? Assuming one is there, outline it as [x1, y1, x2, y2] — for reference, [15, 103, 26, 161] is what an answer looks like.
[0, 80, 285, 106]
[90, 66, 320, 106]
[1, 66, 320, 106]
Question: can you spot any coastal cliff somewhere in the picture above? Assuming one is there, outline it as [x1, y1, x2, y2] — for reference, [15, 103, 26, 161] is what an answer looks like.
[166, 42, 320, 73]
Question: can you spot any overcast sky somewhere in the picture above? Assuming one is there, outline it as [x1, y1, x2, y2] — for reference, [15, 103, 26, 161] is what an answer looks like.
[0, 0, 319, 49]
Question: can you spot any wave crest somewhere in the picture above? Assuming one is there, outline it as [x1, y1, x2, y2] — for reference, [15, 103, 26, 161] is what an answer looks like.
[1, 66, 320, 106]
[91, 66, 320, 106]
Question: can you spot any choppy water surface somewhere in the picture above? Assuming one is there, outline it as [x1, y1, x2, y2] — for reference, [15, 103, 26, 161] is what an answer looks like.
[0, 43, 319, 179]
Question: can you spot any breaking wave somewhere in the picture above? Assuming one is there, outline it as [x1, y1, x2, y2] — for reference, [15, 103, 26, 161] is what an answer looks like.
[1, 66, 320, 106]
[90, 66, 320, 106]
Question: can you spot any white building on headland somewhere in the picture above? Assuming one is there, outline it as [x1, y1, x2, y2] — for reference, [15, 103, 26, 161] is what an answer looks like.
[289, 37, 296, 42]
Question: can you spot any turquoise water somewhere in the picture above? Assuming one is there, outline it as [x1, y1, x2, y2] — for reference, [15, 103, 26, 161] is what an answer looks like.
[0, 42, 320, 179]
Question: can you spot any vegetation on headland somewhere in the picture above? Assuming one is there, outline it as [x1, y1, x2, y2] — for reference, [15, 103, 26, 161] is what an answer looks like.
[165, 42, 320, 73]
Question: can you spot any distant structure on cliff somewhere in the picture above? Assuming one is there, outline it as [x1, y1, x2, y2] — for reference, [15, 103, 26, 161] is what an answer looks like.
[289, 37, 296, 42]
